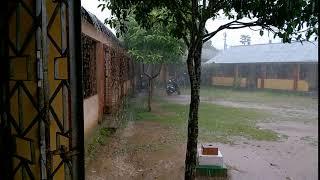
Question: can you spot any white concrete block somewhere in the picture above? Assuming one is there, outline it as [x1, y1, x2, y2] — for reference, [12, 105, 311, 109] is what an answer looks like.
[197, 148, 224, 166]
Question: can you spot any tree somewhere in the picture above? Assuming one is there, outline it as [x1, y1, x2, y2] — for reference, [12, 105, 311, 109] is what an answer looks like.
[98, 0, 318, 179]
[240, 34, 251, 45]
[122, 17, 185, 111]
[201, 40, 219, 62]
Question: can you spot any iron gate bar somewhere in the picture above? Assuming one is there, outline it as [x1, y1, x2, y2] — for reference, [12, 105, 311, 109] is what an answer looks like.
[16, 1, 20, 50]
[49, 106, 65, 132]
[48, 81, 64, 104]
[60, 2, 67, 54]
[7, 113, 21, 134]
[36, 2, 47, 177]
[47, 3, 63, 55]
[69, 0, 84, 179]
[0, 2, 11, 178]
[13, 0, 39, 56]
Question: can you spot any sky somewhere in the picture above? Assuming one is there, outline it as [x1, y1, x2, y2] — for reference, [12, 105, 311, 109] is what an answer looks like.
[81, 0, 282, 50]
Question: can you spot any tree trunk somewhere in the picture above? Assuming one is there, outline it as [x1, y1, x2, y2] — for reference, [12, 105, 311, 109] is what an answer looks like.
[147, 78, 152, 112]
[185, 40, 202, 180]
[150, 79, 153, 101]
[144, 64, 161, 112]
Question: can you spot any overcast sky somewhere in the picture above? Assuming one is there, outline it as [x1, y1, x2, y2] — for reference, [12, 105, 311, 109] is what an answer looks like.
[81, 0, 282, 50]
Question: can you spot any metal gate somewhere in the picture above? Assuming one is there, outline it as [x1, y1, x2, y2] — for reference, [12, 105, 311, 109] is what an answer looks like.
[0, 0, 83, 179]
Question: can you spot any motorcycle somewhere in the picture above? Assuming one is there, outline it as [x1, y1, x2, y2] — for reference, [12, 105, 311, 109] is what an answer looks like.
[166, 79, 181, 95]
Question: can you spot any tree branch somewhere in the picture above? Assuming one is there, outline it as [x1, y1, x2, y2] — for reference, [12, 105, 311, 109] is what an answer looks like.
[151, 64, 163, 79]
[143, 63, 163, 79]
[169, 0, 193, 31]
[202, 0, 224, 22]
[202, 20, 237, 42]
[182, 34, 190, 47]
[202, 20, 273, 42]
[142, 63, 152, 78]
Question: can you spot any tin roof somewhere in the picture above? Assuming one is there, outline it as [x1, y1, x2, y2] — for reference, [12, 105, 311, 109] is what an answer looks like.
[81, 6, 124, 47]
[205, 41, 318, 64]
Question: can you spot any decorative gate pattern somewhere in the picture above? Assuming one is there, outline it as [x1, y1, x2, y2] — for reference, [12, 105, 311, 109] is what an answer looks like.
[46, 0, 72, 179]
[7, 0, 40, 179]
[3, 0, 82, 179]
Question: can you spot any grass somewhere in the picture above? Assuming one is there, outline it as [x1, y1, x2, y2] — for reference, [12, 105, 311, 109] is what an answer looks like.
[85, 125, 115, 161]
[85, 97, 134, 164]
[179, 86, 317, 108]
[131, 96, 278, 144]
[300, 136, 318, 147]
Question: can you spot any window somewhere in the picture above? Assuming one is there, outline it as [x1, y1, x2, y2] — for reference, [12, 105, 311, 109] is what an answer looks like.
[81, 34, 97, 98]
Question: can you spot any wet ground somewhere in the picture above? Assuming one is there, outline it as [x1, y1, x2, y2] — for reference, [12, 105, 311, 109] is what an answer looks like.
[86, 94, 318, 180]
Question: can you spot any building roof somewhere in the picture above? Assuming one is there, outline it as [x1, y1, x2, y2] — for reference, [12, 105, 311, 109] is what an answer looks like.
[81, 7, 124, 48]
[201, 41, 220, 61]
[205, 41, 318, 64]
[201, 48, 220, 61]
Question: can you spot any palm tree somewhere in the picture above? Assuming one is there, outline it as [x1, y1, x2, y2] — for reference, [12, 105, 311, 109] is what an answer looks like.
[240, 35, 251, 45]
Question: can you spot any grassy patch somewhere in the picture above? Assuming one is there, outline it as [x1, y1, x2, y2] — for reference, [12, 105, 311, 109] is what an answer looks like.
[85, 126, 115, 161]
[133, 97, 278, 143]
[300, 136, 318, 147]
[85, 97, 134, 164]
[180, 86, 316, 107]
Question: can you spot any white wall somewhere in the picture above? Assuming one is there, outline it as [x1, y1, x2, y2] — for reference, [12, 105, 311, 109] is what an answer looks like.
[83, 94, 99, 135]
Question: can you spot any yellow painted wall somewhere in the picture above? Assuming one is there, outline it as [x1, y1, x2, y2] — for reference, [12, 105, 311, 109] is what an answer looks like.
[297, 80, 309, 92]
[212, 76, 247, 87]
[236, 78, 247, 87]
[257, 78, 309, 91]
[212, 77, 234, 86]
[261, 79, 293, 90]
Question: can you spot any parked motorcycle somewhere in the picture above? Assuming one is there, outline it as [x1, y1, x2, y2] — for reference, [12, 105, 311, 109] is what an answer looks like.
[166, 79, 181, 95]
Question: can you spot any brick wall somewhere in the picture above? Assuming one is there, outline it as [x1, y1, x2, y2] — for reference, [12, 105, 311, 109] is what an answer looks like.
[82, 21, 135, 134]
[96, 42, 105, 122]
[81, 34, 97, 98]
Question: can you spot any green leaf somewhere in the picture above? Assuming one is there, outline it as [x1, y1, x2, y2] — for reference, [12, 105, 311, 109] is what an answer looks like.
[259, 30, 264, 36]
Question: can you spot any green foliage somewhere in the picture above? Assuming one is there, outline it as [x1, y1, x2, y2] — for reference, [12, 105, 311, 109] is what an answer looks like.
[98, 0, 318, 44]
[122, 16, 186, 64]
[86, 127, 113, 160]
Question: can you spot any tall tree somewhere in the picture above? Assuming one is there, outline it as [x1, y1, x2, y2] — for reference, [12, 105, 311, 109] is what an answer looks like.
[122, 17, 185, 111]
[98, 0, 318, 179]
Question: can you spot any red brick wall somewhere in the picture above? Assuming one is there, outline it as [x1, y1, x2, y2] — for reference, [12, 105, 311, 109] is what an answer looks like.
[82, 21, 137, 135]
[102, 46, 134, 114]
[96, 42, 105, 122]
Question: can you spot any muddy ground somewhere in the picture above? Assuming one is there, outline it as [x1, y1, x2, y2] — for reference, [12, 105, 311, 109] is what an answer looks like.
[86, 94, 318, 180]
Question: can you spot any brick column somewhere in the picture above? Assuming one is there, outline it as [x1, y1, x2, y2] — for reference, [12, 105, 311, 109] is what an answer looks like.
[233, 64, 239, 87]
[96, 42, 105, 122]
[293, 64, 300, 91]
[104, 46, 113, 114]
[261, 64, 267, 89]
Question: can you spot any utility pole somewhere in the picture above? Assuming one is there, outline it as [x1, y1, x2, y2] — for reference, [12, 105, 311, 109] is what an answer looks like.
[223, 32, 227, 50]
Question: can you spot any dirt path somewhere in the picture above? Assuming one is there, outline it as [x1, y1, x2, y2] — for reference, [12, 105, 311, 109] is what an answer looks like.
[86, 95, 318, 180]
[86, 121, 186, 180]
